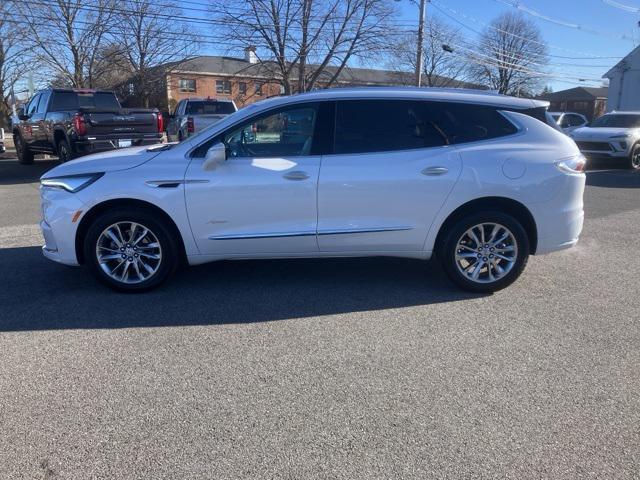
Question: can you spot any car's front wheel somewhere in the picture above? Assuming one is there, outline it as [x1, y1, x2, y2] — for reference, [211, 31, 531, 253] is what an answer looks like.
[14, 134, 35, 165]
[84, 209, 179, 292]
[439, 212, 530, 293]
[628, 144, 640, 170]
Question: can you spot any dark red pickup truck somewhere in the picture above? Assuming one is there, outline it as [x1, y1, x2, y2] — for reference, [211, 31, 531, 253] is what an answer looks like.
[13, 88, 164, 164]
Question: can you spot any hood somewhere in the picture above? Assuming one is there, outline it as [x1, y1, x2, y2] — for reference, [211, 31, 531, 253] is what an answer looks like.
[571, 127, 640, 139]
[41, 145, 161, 179]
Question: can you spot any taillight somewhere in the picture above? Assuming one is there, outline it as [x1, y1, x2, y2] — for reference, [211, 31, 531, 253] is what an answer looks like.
[187, 117, 194, 133]
[73, 113, 87, 136]
[156, 112, 164, 132]
[556, 155, 586, 174]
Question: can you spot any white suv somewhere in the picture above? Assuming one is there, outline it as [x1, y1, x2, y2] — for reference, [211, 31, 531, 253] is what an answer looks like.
[39, 87, 585, 293]
[570, 111, 640, 169]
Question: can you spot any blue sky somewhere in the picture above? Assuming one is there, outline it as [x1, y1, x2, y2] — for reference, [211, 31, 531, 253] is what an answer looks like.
[396, 0, 638, 91]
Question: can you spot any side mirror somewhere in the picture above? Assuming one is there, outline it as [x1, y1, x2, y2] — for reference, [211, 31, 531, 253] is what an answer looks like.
[202, 142, 227, 171]
[17, 108, 29, 121]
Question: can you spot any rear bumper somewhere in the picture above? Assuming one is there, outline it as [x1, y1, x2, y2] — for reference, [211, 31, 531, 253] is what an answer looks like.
[531, 173, 586, 255]
[74, 136, 162, 155]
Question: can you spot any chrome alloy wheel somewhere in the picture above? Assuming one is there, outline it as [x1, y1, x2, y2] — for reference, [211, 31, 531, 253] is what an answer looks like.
[454, 223, 518, 284]
[632, 148, 640, 169]
[95, 222, 162, 284]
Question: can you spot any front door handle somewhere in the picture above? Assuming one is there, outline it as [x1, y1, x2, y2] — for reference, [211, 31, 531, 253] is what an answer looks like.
[283, 171, 310, 181]
[421, 166, 449, 176]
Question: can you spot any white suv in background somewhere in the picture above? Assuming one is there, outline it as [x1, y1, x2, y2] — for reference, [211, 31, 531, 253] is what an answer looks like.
[570, 111, 640, 169]
[550, 111, 588, 133]
[39, 87, 585, 293]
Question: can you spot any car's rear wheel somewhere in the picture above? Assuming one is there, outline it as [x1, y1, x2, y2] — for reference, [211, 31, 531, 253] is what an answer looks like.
[14, 134, 34, 165]
[84, 209, 179, 292]
[57, 138, 74, 163]
[629, 144, 640, 170]
[439, 212, 530, 293]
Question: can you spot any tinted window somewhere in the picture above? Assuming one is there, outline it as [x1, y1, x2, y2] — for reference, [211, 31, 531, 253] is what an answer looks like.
[334, 100, 517, 154]
[185, 101, 235, 115]
[223, 105, 318, 158]
[50, 91, 121, 111]
[591, 114, 640, 128]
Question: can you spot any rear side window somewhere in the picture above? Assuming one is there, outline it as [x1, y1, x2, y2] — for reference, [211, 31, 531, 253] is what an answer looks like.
[185, 101, 235, 115]
[334, 100, 448, 154]
[334, 100, 518, 154]
[50, 91, 121, 111]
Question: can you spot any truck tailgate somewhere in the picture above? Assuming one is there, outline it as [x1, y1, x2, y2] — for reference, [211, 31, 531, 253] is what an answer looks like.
[84, 111, 158, 136]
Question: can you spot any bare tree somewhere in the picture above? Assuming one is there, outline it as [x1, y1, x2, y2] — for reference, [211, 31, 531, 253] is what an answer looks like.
[215, 0, 396, 94]
[15, 0, 116, 88]
[0, 3, 29, 128]
[114, 0, 199, 107]
[389, 17, 468, 87]
[467, 11, 548, 96]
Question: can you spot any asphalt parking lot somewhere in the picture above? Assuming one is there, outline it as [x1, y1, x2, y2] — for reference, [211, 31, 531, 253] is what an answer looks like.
[0, 155, 638, 479]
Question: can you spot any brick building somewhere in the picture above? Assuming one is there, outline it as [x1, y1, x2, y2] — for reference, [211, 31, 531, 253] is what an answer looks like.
[118, 47, 481, 113]
[536, 86, 608, 121]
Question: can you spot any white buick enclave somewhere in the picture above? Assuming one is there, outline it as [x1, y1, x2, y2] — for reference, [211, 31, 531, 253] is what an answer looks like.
[39, 87, 585, 293]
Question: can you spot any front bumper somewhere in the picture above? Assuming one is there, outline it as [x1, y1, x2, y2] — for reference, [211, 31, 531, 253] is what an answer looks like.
[39, 187, 86, 266]
[574, 139, 631, 161]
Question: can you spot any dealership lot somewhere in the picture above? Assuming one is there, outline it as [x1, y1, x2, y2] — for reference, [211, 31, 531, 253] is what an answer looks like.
[0, 156, 638, 478]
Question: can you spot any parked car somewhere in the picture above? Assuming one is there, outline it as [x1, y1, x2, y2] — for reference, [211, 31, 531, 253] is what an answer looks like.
[549, 111, 588, 133]
[12, 88, 164, 165]
[569, 111, 640, 169]
[167, 98, 237, 142]
[39, 87, 585, 293]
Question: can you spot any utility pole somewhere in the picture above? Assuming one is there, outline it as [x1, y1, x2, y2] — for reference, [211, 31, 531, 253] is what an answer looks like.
[415, 0, 427, 87]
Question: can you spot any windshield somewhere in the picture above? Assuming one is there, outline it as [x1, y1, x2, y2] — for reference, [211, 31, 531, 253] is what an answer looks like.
[590, 114, 640, 128]
[186, 101, 235, 115]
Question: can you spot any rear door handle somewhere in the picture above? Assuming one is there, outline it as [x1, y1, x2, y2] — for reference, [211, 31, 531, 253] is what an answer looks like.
[421, 166, 449, 176]
[283, 171, 310, 181]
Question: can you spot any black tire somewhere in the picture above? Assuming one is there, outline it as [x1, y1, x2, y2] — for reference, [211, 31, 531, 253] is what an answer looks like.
[439, 211, 530, 293]
[14, 133, 35, 165]
[84, 209, 179, 292]
[628, 144, 640, 170]
[57, 137, 74, 163]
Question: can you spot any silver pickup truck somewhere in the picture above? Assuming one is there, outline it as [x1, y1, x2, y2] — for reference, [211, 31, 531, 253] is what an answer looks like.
[167, 98, 237, 142]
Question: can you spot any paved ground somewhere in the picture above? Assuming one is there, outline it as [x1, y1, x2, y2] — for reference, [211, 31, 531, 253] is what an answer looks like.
[0, 156, 638, 479]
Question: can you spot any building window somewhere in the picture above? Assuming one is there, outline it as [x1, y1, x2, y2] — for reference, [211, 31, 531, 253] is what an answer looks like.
[216, 80, 231, 94]
[239, 82, 247, 95]
[571, 101, 589, 111]
[255, 83, 263, 96]
[179, 78, 196, 93]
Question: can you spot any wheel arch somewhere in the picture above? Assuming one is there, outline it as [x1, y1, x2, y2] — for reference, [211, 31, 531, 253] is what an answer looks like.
[434, 196, 538, 255]
[75, 198, 187, 265]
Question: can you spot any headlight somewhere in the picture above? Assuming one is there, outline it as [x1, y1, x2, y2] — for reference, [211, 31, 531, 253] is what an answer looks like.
[41, 173, 104, 193]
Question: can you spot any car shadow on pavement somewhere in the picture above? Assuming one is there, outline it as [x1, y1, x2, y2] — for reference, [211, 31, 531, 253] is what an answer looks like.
[0, 159, 59, 185]
[0, 246, 482, 331]
[586, 169, 640, 189]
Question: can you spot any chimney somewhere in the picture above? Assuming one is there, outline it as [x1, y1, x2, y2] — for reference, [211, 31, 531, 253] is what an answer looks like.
[244, 46, 258, 64]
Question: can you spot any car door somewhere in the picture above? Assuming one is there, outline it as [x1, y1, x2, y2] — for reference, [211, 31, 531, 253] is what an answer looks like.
[20, 94, 41, 150]
[32, 90, 51, 150]
[317, 99, 463, 253]
[184, 102, 329, 256]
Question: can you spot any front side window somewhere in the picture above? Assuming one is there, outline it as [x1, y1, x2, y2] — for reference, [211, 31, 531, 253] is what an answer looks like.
[36, 91, 50, 114]
[26, 94, 41, 115]
[179, 78, 196, 93]
[222, 105, 318, 158]
[216, 80, 231, 94]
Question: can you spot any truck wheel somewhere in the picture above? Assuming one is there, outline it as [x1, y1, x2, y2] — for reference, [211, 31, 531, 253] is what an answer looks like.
[14, 134, 35, 165]
[629, 144, 640, 170]
[57, 138, 74, 163]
